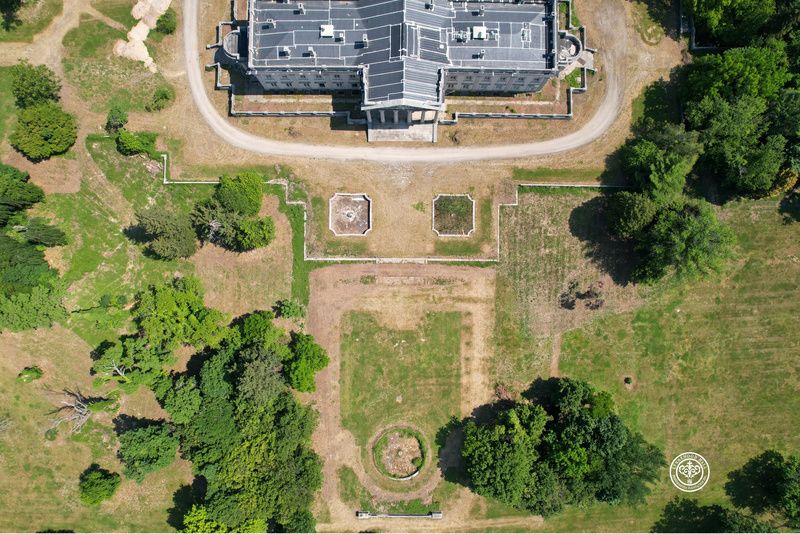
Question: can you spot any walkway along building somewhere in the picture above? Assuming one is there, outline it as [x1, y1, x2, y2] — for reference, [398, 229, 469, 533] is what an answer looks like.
[214, 0, 589, 141]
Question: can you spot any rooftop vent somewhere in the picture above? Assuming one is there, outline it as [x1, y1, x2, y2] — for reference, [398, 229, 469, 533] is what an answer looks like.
[320, 24, 334, 37]
[471, 26, 488, 40]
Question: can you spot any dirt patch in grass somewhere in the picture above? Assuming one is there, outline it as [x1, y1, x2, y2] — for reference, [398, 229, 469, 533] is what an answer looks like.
[376, 429, 424, 479]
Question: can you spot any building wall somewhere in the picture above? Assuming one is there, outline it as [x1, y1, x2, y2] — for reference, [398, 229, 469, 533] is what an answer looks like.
[252, 68, 362, 92]
[444, 69, 553, 94]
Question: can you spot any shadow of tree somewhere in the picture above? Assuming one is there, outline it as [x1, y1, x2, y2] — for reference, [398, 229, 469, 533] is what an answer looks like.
[568, 195, 637, 285]
[779, 190, 800, 223]
[1, 0, 23, 31]
[724, 450, 786, 514]
[638, 0, 680, 40]
[167, 478, 207, 530]
[112, 414, 161, 435]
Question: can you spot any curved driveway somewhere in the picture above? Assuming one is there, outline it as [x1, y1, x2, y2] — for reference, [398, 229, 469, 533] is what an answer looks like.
[183, 0, 625, 163]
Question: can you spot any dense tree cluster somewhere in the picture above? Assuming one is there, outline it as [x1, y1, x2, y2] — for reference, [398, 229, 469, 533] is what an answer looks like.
[0, 164, 67, 332]
[681, 3, 800, 198]
[460, 378, 664, 516]
[8, 62, 76, 161]
[606, 121, 734, 282]
[192, 173, 276, 253]
[91, 277, 328, 530]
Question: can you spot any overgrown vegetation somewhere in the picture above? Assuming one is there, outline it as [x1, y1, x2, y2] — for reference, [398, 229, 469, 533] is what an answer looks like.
[78, 464, 121, 505]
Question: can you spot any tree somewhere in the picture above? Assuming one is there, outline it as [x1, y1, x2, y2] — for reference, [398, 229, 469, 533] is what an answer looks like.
[117, 421, 179, 482]
[459, 378, 664, 515]
[156, 8, 177, 34]
[91, 335, 173, 386]
[236, 352, 285, 406]
[221, 216, 275, 252]
[606, 191, 659, 240]
[621, 140, 692, 204]
[215, 173, 264, 216]
[133, 277, 227, 350]
[10, 102, 77, 161]
[689, 0, 776, 45]
[135, 206, 197, 260]
[0, 235, 58, 296]
[161, 375, 202, 425]
[181, 505, 227, 533]
[285, 332, 329, 392]
[10, 60, 61, 108]
[274, 298, 305, 319]
[635, 200, 734, 282]
[105, 106, 128, 133]
[725, 450, 800, 528]
[23, 217, 67, 246]
[651, 498, 775, 532]
[462, 404, 549, 508]
[79, 465, 121, 505]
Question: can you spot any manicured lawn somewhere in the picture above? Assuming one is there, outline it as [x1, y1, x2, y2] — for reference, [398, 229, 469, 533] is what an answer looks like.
[62, 16, 172, 112]
[493, 187, 639, 392]
[0, 0, 62, 42]
[340, 311, 462, 453]
[542, 198, 800, 531]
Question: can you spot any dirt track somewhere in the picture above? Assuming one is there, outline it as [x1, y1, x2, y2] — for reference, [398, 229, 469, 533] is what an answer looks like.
[183, 0, 627, 163]
[305, 264, 547, 532]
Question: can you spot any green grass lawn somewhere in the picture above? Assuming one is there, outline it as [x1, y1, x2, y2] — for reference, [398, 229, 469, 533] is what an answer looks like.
[90, 0, 137, 29]
[62, 15, 172, 112]
[0, 67, 15, 146]
[340, 311, 462, 454]
[540, 198, 800, 531]
[0, 0, 62, 42]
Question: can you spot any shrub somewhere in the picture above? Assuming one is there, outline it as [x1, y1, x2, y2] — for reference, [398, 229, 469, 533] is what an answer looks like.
[116, 129, 157, 157]
[155, 8, 177, 34]
[105, 106, 128, 133]
[285, 332, 329, 392]
[606, 191, 659, 240]
[16, 366, 43, 383]
[145, 85, 175, 112]
[10, 102, 77, 161]
[215, 173, 264, 216]
[10, 61, 61, 108]
[274, 298, 305, 319]
[79, 465, 121, 505]
[229, 216, 275, 251]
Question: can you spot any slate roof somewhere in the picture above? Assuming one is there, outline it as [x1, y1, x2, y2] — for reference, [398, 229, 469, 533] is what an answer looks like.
[248, 0, 556, 110]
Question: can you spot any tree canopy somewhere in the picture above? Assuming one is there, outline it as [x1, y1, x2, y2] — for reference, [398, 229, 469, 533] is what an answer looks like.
[10, 61, 61, 108]
[459, 378, 664, 516]
[135, 206, 198, 260]
[117, 421, 179, 482]
[10, 102, 77, 161]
